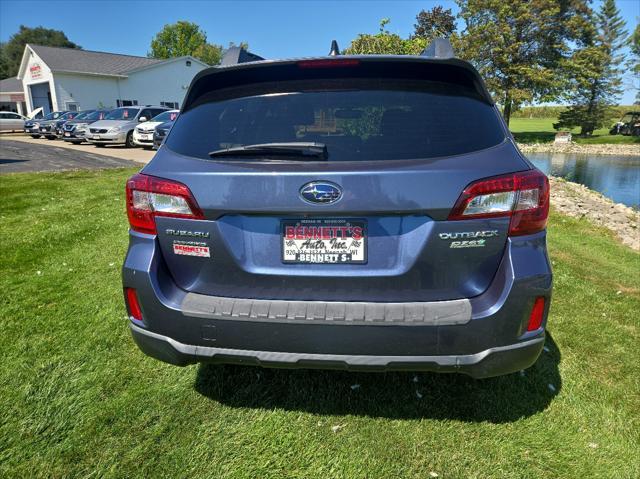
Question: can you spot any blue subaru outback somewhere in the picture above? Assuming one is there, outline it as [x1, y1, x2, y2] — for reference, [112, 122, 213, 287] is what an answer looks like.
[122, 42, 551, 378]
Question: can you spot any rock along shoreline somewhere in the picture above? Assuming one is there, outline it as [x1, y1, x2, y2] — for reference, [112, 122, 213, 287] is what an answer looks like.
[549, 176, 639, 250]
[518, 142, 640, 156]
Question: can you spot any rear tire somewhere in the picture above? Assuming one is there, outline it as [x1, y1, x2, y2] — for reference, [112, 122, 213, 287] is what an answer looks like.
[70, 141, 82, 145]
[95, 143, 105, 148]
[125, 131, 135, 148]
[30, 135, 41, 139]
[46, 135, 56, 140]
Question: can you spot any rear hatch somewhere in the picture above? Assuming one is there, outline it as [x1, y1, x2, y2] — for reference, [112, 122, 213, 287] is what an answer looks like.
[141, 57, 530, 302]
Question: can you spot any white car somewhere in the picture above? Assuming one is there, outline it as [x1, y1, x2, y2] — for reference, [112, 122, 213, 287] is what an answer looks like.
[0, 111, 28, 132]
[133, 110, 179, 148]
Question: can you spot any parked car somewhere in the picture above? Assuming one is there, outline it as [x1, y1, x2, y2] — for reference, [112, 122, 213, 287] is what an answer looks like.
[25, 110, 66, 138]
[133, 110, 179, 148]
[38, 111, 71, 139]
[51, 111, 81, 138]
[0, 111, 27, 132]
[86, 106, 169, 147]
[152, 119, 175, 149]
[23, 119, 41, 137]
[122, 42, 551, 378]
[62, 109, 111, 144]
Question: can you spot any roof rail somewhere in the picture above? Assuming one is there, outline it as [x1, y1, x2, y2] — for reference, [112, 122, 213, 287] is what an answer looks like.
[328, 40, 340, 56]
[421, 38, 455, 59]
[220, 46, 265, 66]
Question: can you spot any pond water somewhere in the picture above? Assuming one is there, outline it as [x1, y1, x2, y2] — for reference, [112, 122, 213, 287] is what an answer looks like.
[526, 153, 640, 208]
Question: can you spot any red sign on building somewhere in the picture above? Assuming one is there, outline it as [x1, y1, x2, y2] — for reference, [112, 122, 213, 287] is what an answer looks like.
[29, 64, 42, 80]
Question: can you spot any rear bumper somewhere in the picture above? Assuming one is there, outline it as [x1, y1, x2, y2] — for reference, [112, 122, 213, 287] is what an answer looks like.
[130, 322, 544, 378]
[123, 231, 552, 377]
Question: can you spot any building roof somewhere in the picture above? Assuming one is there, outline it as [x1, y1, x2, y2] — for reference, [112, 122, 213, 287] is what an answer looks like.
[0, 77, 22, 93]
[28, 44, 163, 76]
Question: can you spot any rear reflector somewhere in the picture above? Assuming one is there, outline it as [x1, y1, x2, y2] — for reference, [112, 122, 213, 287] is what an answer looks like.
[448, 169, 550, 236]
[126, 173, 204, 235]
[297, 59, 360, 68]
[125, 288, 143, 321]
[527, 297, 546, 331]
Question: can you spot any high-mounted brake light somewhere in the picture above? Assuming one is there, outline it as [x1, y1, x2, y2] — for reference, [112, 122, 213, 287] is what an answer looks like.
[297, 59, 360, 68]
[125, 173, 204, 235]
[448, 170, 549, 236]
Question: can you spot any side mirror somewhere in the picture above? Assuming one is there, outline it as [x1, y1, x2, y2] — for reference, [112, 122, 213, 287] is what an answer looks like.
[139, 116, 147, 122]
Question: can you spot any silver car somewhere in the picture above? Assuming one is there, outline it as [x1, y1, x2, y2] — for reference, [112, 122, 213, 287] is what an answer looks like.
[0, 111, 27, 132]
[86, 106, 168, 148]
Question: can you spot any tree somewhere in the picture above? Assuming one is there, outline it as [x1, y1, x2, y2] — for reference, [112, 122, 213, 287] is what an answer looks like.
[149, 21, 223, 66]
[413, 6, 456, 40]
[554, 0, 628, 135]
[345, 19, 427, 55]
[456, 0, 591, 125]
[1, 25, 80, 78]
[0, 43, 9, 79]
[629, 23, 640, 103]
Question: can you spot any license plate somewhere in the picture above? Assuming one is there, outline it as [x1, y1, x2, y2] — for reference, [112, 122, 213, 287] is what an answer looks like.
[93, 135, 101, 139]
[282, 219, 367, 264]
[64, 132, 70, 137]
[40, 128, 46, 132]
[140, 134, 149, 140]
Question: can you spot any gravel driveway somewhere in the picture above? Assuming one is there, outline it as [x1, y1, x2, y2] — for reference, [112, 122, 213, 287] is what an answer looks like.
[0, 139, 139, 173]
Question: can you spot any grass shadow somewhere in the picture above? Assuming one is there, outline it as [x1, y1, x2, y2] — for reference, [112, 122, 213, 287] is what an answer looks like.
[194, 333, 561, 424]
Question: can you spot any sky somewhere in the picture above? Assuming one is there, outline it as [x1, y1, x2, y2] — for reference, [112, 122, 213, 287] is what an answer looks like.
[1, 0, 638, 104]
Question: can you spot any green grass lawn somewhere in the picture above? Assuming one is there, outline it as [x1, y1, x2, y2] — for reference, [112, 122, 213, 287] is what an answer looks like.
[510, 117, 640, 144]
[1, 169, 639, 478]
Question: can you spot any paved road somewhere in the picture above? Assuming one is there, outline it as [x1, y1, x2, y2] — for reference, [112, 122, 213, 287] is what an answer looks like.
[1, 133, 155, 164]
[0, 139, 141, 173]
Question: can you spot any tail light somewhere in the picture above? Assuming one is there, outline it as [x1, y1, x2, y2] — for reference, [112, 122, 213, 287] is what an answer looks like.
[527, 297, 546, 331]
[125, 287, 143, 320]
[125, 173, 204, 235]
[448, 169, 549, 236]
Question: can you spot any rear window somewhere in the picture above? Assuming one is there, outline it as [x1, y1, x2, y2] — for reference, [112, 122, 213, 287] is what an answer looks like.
[166, 79, 505, 161]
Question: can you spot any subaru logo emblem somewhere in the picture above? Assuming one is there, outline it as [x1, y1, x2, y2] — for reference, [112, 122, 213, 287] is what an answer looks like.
[299, 181, 342, 205]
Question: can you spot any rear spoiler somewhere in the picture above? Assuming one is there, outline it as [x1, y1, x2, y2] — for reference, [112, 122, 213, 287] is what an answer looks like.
[185, 39, 493, 110]
[220, 46, 265, 66]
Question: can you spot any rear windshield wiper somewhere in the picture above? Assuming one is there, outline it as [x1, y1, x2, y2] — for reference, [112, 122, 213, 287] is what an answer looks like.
[208, 142, 328, 160]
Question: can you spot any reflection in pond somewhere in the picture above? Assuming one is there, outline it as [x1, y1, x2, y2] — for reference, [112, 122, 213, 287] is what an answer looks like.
[526, 153, 640, 208]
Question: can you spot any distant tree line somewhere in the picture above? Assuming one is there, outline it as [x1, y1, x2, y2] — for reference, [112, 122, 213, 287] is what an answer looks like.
[511, 105, 635, 119]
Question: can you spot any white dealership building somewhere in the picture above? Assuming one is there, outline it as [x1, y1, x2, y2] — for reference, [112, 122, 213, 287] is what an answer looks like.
[14, 44, 209, 115]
